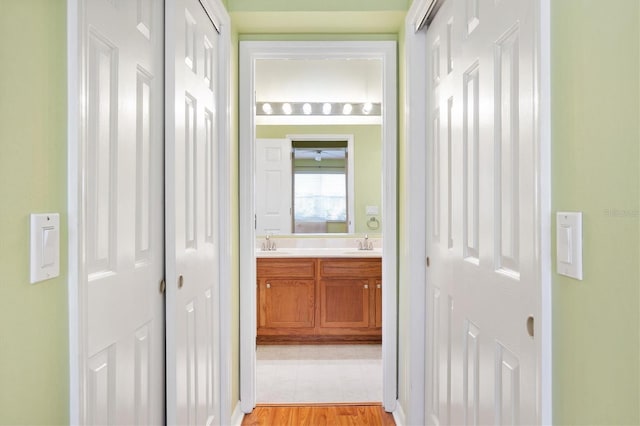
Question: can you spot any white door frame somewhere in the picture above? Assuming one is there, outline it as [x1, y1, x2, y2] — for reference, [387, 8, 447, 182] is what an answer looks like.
[403, 0, 552, 424]
[239, 40, 398, 413]
[67, 0, 233, 423]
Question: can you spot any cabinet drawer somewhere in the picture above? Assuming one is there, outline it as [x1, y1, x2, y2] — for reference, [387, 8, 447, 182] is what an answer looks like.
[318, 258, 381, 278]
[257, 258, 316, 278]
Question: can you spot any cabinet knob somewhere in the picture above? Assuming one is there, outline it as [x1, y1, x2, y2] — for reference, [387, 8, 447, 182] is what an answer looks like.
[377, 284, 381, 289]
[266, 282, 271, 289]
[364, 284, 369, 289]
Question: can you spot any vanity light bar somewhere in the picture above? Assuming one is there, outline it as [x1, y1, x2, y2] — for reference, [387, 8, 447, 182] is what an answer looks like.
[256, 102, 381, 116]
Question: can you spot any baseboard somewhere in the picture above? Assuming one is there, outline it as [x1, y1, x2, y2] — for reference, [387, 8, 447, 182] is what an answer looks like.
[230, 402, 244, 426]
[392, 400, 406, 426]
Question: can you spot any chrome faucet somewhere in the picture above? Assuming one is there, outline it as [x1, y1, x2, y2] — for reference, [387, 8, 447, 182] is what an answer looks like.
[261, 234, 277, 251]
[358, 234, 373, 251]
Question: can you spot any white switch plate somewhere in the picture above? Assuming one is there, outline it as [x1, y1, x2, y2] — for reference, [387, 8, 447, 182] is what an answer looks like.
[30, 213, 60, 284]
[366, 205, 379, 215]
[556, 212, 583, 280]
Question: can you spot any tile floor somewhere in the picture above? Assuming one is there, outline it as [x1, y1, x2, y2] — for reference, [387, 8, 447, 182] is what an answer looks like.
[256, 344, 383, 404]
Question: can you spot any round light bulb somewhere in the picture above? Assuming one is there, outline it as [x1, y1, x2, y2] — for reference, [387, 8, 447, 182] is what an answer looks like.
[362, 102, 373, 115]
[322, 103, 332, 115]
[282, 102, 292, 115]
[302, 103, 312, 115]
[342, 103, 353, 115]
[261, 103, 273, 114]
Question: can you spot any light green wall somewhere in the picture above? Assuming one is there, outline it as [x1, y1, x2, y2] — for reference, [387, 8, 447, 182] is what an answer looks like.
[256, 125, 383, 234]
[0, 1, 69, 424]
[229, 0, 406, 35]
[552, 1, 640, 424]
[396, 15, 410, 416]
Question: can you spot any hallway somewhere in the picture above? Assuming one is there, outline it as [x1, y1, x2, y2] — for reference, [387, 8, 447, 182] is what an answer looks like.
[1, 0, 639, 425]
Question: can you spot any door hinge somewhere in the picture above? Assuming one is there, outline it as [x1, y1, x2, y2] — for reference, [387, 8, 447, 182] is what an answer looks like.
[159, 279, 166, 294]
[426, 257, 431, 267]
[254, 214, 257, 230]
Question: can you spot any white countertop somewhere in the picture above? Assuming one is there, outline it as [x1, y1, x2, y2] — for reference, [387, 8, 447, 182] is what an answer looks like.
[255, 247, 382, 258]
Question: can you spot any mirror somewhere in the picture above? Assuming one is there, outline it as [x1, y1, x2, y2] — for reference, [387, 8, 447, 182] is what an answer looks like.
[254, 58, 383, 235]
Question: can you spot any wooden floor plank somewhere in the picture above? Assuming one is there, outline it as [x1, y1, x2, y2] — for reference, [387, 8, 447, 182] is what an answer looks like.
[241, 404, 395, 426]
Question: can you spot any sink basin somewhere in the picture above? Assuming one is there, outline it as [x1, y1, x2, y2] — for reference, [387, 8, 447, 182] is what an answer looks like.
[341, 249, 381, 255]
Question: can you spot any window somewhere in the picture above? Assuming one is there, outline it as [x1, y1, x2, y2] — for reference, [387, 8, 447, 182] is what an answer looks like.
[294, 173, 347, 222]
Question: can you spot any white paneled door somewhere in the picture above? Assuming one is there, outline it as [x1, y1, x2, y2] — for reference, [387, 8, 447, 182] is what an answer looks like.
[166, 0, 221, 424]
[426, 0, 538, 424]
[255, 139, 293, 235]
[84, 0, 165, 424]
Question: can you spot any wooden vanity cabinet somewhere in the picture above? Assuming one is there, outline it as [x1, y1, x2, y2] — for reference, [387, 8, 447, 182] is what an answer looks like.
[257, 259, 316, 333]
[257, 257, 382, 344]
[317, 259, 382, 333]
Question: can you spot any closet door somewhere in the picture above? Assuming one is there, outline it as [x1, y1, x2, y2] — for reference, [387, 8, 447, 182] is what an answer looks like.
[165, 0, 221, 424]
[83, 0, 165, 424]
[426, 0, 539, 424]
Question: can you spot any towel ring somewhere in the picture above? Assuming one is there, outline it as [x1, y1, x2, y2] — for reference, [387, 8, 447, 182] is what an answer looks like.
[367, 216, 380, 230]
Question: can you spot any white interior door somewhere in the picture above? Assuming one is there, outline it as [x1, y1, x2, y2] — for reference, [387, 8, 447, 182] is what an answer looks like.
[426, 0, 538, 424]
[166, 0, 221, 424]
[255, 138, 292, 235]
[83, 0, 165, 423]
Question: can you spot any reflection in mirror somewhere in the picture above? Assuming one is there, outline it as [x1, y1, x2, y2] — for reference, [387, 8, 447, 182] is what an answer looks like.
[292, 142, 348, 233]
[255, 130, 382, 236]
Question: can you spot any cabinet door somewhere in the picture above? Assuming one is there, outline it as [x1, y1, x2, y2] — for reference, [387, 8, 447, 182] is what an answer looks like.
[319, 279, 370, 328]
[259, 279, 315, 328]
[374, 280, 382, 328]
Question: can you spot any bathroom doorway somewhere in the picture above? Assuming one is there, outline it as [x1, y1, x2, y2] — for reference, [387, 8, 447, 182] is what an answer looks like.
[239, 41, 398, 412]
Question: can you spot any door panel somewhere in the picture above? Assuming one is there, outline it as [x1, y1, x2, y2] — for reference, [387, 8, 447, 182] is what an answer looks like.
[255, 138, 292, 234]
[84, 0, 165, 424]
[259, 279, 315, 328]
[426, 0, 538, 424]
[319, 279, 370, 328]
[166, 0, 221, 424]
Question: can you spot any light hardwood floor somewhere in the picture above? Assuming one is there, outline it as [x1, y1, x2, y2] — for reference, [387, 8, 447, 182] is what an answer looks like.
[241, 403, 396, 426]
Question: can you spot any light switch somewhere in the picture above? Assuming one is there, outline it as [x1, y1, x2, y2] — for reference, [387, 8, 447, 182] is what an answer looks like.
[366, 205, 379, 215]
[30, 213, 60, 283]
[42, 227, 57, 267]
[557, 225, 572, 264]
[556, 212, 582, 280]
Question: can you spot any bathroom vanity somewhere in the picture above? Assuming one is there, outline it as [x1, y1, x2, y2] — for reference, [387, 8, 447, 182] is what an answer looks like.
[256, 252, 382, 344]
